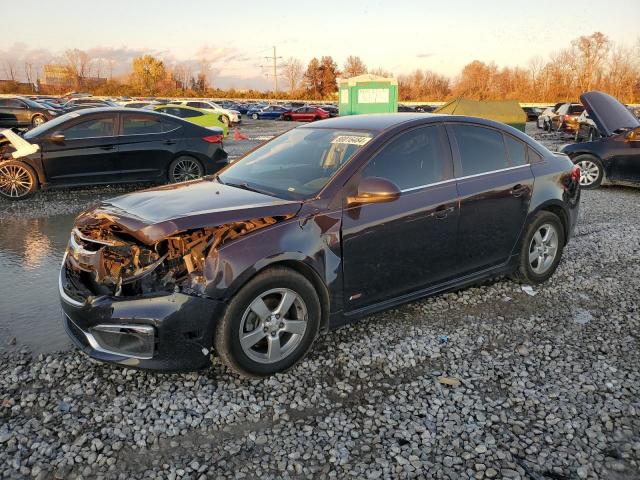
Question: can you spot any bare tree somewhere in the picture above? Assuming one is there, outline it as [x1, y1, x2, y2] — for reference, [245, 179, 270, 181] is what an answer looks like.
[2, 57, 17, 81]
[282, 57, 303, 94]
[343, 55, 366, 78]
[63, 49, 92, 88]
[569, 32, 610, 93]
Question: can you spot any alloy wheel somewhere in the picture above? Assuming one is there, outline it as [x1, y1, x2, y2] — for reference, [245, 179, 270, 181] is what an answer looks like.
[239, 288, 308, 364]
[171, 159, 202, 182]
[32, 116, 45, 126]
[528, 223, 559, 275]
[577, 160, 600, 186]
[0, 164, 34, 198]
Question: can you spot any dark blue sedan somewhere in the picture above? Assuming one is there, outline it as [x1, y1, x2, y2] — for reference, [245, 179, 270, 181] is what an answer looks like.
[248, 105, 288, 120]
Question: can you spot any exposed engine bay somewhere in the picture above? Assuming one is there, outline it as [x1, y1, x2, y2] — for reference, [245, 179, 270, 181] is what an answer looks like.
[65, 214, 289, 298]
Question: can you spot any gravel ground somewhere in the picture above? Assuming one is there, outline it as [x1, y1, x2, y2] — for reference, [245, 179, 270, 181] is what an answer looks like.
[1, 121, 639, 479]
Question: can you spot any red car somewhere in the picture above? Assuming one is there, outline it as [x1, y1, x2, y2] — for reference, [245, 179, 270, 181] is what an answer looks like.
[282, 106, 330, 122]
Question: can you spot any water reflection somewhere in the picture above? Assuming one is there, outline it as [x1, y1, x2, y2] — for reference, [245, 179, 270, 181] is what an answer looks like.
[0, 215, 77, 353]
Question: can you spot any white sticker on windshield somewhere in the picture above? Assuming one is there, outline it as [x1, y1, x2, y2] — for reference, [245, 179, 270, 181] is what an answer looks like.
[331, 135, 371, 146]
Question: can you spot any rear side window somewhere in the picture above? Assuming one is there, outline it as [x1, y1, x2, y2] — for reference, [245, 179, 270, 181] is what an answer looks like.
[528, 147, 543, 163]
[504, 135, 527, 166]
[122, 115, 163, 135]
[362, 126, 451, 190]
[180, 109, 203, 118]
[451, 124, 509, 176]
[64, 117, 116, 140]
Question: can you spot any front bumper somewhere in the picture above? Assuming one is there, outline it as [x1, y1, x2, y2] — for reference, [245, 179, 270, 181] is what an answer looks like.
[59, 263, 225, 371]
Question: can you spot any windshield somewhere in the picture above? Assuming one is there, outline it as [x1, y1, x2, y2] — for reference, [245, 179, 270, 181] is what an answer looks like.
[219, 128, 374, 200]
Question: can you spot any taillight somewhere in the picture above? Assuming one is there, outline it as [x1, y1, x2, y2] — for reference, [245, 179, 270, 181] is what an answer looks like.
[564, 114, 571, 121]
[203, 134, 223, 144]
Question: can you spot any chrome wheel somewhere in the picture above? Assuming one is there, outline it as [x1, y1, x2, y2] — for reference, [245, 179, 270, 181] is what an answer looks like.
[170, 158, 202, 182]
[239, 288, 308, 364]
[32, 115, 45, 127]
[0, 164, 34, 198]
[528, 223, 559, 275]
[577, 160, 600, 186]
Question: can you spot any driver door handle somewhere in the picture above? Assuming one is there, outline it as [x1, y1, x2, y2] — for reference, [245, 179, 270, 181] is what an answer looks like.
[510, 184, 527, 197]
[99, 145, 114, 151]
[430, 205, 455, 219]
[164, 140, 176, 145]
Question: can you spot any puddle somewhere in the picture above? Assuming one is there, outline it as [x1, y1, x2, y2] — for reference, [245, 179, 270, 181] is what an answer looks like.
[0, 214, 77, 353]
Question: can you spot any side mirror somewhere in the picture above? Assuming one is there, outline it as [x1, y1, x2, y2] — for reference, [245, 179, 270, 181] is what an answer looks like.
[50, 132, 65, 143]
[348, 177, 401, 206]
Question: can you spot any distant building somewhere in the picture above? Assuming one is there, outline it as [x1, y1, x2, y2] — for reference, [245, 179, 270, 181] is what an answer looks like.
[42, 64, 107, 90]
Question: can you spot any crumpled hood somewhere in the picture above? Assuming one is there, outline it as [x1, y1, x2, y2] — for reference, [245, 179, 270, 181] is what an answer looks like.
[84, 179, 302, 244]
[580, 91, 639, 137]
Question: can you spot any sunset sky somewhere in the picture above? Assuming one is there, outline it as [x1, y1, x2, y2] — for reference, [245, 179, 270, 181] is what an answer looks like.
[3, 0, 639, 89]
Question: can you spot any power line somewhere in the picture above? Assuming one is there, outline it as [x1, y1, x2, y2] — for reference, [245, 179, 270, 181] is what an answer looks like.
[263, 46, 282, 92]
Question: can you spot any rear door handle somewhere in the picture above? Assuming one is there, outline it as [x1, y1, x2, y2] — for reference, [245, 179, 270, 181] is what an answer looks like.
[99, 145, 114, 151]
[430, 205, 455, 219]
[164, 140, 176, 145]
[510, 184, 527, 197]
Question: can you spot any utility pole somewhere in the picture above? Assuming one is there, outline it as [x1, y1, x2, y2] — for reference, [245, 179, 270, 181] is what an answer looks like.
[263, 46, 282, 93]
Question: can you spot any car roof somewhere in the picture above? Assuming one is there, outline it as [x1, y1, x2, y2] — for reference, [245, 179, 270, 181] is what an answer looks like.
[299, 113, 445, 131]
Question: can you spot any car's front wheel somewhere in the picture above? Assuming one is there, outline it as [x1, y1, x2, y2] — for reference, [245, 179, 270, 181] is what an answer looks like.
[251, 113, 259, 120]
[215, 266, 321, 377]
[574, 154, 603, 189]
[31, 115, 46, 127]
[168, 156, 204, 183]
[514, 211, 565, 284]
[0, 160, 38, 200]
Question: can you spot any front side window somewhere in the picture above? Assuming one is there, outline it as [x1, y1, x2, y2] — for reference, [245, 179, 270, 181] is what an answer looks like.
[180, 109, 202, 118]
[219, 128, 373, 200]
[362, 126, 450, 190]
[64, 117, 116, 140]
[451, 124, 509, 176]
[122, 115, 163, 135]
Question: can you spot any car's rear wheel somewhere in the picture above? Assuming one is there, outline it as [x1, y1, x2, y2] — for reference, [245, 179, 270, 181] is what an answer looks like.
[514, 211, 565, 284]
[168, 156, 204, 183]
[215, 266, 321, 377]
[0, 160, 38, 200]
[283, 115, 292, 121]
[574, 154, 603, 189]
[251, 113, 258, 120]
[31, 114, 46, 127]
[220, 115, 230, 127]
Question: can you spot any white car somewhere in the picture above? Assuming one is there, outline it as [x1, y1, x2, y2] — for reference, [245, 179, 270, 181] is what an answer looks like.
[537, 106, 556, 130]
[173, 100, 240, 125]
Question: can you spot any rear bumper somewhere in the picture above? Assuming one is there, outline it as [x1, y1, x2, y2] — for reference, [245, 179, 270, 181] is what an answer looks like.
[59, 265, 225, 372]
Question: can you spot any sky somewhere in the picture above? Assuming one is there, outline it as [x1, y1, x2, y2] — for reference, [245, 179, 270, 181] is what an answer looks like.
[2, 0, 639, 89]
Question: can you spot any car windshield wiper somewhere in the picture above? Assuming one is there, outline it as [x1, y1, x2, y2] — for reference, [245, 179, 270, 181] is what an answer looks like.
[225, 181, 275, 197]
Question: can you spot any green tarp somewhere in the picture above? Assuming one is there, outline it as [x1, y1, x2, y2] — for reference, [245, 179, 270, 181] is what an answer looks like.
[434, 98, 527, 132]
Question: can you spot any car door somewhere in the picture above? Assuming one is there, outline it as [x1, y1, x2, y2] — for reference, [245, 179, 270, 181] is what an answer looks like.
[116, 113, 182, 182]
[39, 113, 120, 186]
[0, 98, 27, 127]
[606, 132, 640, 184]
[341, 124, 459, 310]
[447, 123, 533, 274]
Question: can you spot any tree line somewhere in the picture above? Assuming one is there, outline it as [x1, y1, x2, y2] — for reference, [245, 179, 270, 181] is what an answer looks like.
[1, 32, 638, 103]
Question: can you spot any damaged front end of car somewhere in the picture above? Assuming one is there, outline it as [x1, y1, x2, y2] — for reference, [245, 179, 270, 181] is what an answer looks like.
[59, 204, 296, 371]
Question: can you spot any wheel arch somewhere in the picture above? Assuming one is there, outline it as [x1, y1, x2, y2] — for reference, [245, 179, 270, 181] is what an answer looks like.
[529, 200, 570, 246]
[224, 259, 331, 334]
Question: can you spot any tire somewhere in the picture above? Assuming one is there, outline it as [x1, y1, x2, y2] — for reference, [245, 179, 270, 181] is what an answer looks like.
[251, 113, 258, 120]
[215, 266, 321, 377]
[31, 115, 46, 127]
[168, 156, 204, 183]
[313, 116, 320, 121]
[220, 115, 230, 127]
[514, 211, 565, 284]
[283, 115, 292, 121]
[0, 160, 38, 200]
[574, 154, 603, 189]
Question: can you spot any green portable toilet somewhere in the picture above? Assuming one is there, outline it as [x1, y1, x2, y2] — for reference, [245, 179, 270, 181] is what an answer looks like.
[434, 98, 527, 132]
[338, 74, 398, 116]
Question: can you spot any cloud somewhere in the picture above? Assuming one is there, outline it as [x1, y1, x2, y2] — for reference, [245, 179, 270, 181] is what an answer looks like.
[416, 53, 433, 58]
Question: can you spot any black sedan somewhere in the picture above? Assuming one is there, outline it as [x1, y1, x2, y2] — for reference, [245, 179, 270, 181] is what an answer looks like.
[59, 113, 580, 376]
[0, 96, 60, 128]
[0, 108, 227, 199]
[562, 91, 640, 189]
